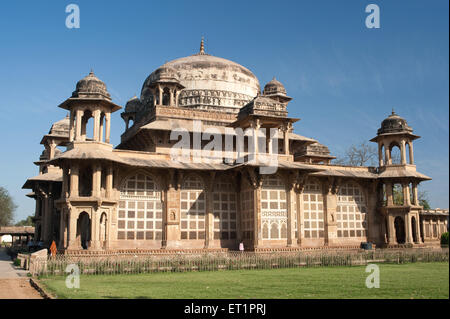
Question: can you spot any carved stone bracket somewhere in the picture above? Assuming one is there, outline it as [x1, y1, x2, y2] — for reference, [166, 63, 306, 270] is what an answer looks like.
[246, 167, 261, 189]
[294, 171, 308, 193]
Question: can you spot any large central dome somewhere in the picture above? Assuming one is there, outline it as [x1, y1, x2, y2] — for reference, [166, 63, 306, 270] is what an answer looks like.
[141, 42, 260, 113]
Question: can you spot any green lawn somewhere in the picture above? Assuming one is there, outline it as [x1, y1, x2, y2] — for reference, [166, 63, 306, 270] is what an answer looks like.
[38, 262, 449, 299]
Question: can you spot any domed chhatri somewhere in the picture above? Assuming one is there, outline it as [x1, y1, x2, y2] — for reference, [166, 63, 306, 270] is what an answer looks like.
[124, 95, 141, 113]
[145, 64, 180, 85]
[263, 77, 287, 96]
[72, 70, 111, 101]
[377, 110, 413, 135]
[262, 77, 292, 103]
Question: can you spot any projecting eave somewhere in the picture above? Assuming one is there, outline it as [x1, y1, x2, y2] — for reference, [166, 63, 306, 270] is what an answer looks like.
[22, 171, 63, 189]
[229, 114, 300, 129]
[370, 132, 420, 142]
[58, 97, 122, 112]
[376, 169, 431, 181]
[47, 147, 125, 166]
[310, 169, 377, 179]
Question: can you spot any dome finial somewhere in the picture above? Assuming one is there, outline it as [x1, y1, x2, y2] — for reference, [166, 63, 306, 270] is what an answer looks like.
[90, 68, 94, 75]
[199, 37, 205, 54]
[392, 107, 396, 115]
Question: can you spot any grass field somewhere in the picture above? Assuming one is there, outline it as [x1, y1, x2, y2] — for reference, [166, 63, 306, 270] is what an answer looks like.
[38, 262, 449, 299]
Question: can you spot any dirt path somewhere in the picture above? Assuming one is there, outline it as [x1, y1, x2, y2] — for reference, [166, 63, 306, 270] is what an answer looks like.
[0, 278, 42, 299]
[0, 248, 43, 299]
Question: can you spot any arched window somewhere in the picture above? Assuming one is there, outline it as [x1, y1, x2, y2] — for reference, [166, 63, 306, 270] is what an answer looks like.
[77, 212, 91, 249]
[390, 143, 401, 165]
[118, 173, 162, 240]
[303, 179, 325, 238]
[337, 182, 367, 238]
[261, 175, 287, 240]
[213, 176, 237, 240]
[81, 110, 93, 141]
[180, 174, 205, 240]
[162, 87, 170, 106]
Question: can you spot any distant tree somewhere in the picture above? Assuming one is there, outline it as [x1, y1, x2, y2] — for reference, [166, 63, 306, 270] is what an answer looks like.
[0, 187, 17, 226]
[418, 190, 431, 209]
[15, 215, 35, 227]
[334, 141, 377, 166]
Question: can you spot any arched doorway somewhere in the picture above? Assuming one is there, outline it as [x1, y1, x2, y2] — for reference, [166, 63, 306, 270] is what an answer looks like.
[394, 216, 405, 244]
[411, 216, 417, 243]
[77, 212, 91, 249]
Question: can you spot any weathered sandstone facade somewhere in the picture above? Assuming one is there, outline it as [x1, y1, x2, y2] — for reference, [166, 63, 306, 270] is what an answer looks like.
[23, 41, 448, 253]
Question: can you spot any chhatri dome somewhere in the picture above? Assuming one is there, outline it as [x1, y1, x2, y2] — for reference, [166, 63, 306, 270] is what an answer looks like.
[71, 70, 111, 101]
[377, 110, 413, 135]
[140, 38, 261, 112]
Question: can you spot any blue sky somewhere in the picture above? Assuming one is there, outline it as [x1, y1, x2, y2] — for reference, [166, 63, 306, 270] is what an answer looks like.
[0, 0, 448, 222]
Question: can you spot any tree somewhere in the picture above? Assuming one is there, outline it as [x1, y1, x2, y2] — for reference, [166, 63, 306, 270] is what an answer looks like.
[0, 187, 17, 226]
[15, 215, 35, 227]
[418, 190, 431, 209]
[334, 141, 377, 166]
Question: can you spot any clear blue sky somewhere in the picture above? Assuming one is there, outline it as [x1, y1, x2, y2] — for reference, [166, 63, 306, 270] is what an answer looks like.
[0, 0, 448, 222]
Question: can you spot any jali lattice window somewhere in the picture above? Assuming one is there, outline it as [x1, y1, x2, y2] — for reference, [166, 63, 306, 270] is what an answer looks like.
[213, 177, 237, 240]
[337, 182, 367, 238]
[303, 180, 324, 238]
[118, 173, 162, 240]
[180, 174, 205, 240]
[261, 175, 287, 240]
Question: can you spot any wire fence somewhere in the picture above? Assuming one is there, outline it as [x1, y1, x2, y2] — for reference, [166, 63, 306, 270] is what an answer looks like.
[32, 248, 449, 277]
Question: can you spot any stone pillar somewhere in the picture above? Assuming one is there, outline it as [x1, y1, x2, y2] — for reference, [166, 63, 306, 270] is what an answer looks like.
[75, 109, 83, 141]
[235, 182, 242, 244]
[67, 208, 78, 250]
[378, 142, 384, 166]
[92, 164, 101, 197]
[99, 114, 104, 142]
[62, 167, 69, 199]
[400, 140, 407, 165]
[387, 214, 397, 244]
[253, 183, 262, 249]
[250, 119, 260, 161]
[93, 110, 100, 142]
[384, 142, 390, 165]
[59, 209, 66, 249]
[286, 182, 296, 247]
[283, 127, 289, 155]
[412, 182, 419, 205]
[90, 209, 99, 250]
[164, 170, 181, 248]
[295, 189, 304, 246]
[158, 85, 163, 105]
[414, 213, 422, 244]
[176, 91, 180, 107]
[402, 183, 411, 206]
[47, 141, 57, 160]
[69, 110, 75, 141]
[323, 179, 338, 246]
[405, 213, 413, 244]
[106, 165, 113, 198]
[105, 113, 111, 143]
[169, 88, 174, 106]
[70, 165, 79, 198]
[385, 182, 393, 206]
[204, 172, 215, 249]
[408, 142, 414, 165]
